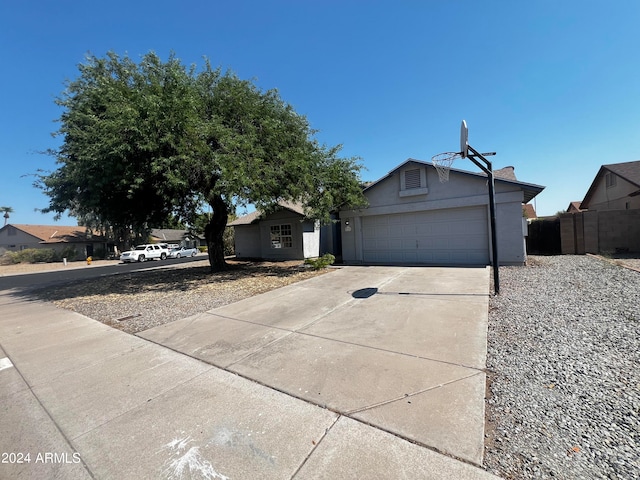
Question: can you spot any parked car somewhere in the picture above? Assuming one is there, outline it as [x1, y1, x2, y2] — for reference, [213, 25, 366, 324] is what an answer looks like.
[120, 244, 168, 263]
[167, 246, 199, 259]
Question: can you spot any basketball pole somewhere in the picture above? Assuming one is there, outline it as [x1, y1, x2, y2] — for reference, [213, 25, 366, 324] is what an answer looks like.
[465, 144, 500, 295]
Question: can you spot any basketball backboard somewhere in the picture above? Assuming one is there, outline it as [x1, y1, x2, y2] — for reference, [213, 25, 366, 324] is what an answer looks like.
[460, 120, 468, 158]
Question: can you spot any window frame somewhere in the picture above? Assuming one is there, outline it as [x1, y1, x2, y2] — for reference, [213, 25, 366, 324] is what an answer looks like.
[270, 224, 293, 249]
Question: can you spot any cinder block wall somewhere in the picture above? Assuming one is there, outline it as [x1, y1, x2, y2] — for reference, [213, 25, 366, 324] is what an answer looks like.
[560, 210, 640, 254]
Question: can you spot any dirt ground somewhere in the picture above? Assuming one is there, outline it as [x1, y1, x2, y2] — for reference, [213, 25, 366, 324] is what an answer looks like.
[21, 258, 331, 334]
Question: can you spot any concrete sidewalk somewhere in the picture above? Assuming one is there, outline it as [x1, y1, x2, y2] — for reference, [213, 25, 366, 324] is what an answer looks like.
[0, 266, 500, 479]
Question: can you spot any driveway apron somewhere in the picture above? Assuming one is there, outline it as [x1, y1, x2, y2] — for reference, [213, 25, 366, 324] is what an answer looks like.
[140, 265, 491, 466]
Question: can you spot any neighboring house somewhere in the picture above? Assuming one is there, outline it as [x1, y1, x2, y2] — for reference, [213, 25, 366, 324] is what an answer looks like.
[150, 229, 203, 248]
[567, 201, 584, 213]
[229, 202, 330, 261]
[0, 224, 109, 258]
[580, 160, 640, 211]
[523, 203, 537, 221]
[339, 159, 545, 266]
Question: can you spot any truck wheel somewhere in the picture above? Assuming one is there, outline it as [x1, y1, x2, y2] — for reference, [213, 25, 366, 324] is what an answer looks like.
[160, 253, 167, 260]
[138, 255, 145, 262]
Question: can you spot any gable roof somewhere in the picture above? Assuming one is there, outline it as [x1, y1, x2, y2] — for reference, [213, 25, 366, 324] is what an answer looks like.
[150, 228, 203, 242]
[523, 204, 537, 219]
[2, 224, 104, 244]
[365, 158, 545, 203]
[567, 201, 584, 213]
[581, 160, 640, 208]
[228, 201, 306, 226]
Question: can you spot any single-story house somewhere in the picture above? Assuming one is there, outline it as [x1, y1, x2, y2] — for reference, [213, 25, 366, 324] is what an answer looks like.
[0, 224, 110, 258]
[339, 159, 545, 266]
[150, 229, 203, 248]
[229, 201, 335, 261]
[580, 160, 640, 211]
[523, 203, 537, 221]
[566, 201, 584, 213]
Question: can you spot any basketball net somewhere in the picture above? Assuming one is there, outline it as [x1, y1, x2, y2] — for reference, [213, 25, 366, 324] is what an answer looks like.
[431, 152, 462, 183]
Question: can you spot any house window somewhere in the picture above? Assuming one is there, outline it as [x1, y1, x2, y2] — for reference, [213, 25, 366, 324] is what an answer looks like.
[270, 224, 292, 249]
[399, 166, 429, 197]
[605, 172, 616, 188]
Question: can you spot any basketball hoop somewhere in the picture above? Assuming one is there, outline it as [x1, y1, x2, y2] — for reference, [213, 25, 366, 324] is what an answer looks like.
[431, 152, 461, 183]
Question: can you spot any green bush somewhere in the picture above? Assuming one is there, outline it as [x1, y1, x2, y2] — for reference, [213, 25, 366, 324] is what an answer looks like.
[0, 247, 85, 264]
[223, 227, 235, 256]
[304, 253, 335, 270]
[60, 246, 80, 261]
[4, 248, 58, 264]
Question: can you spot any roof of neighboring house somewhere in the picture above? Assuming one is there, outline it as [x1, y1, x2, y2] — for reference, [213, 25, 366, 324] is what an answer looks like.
[1, 224, 105, 244]
[150, 228, 203, 242]
[567, 201, 584, 213]
[365, 158, 545, 203]
[228, 201, 306, 226]
[581, 160, 640, 209]
[523, 204, 537, 219]
[494, 166, 517, 181]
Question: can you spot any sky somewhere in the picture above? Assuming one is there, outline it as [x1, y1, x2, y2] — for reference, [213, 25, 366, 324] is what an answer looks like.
[1, 0, 639, 225]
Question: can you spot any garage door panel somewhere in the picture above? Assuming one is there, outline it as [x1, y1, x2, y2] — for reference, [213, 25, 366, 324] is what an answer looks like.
[361, 207, 489, 265]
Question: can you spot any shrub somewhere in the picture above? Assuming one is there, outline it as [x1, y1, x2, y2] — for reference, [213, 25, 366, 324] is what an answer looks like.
[304, 253, 335, 270]
[60, 246, 80, 261]
[5, 248, 58, 264]
[223, 227, 235, 256]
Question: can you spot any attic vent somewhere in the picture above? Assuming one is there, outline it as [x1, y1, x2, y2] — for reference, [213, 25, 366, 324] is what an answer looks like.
[605, 172, 616, 188]
[404, 168, 422, 189]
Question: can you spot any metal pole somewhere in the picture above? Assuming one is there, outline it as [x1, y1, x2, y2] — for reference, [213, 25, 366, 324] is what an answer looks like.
[466, 145, 500, 295]
[486, 166, 500, 294]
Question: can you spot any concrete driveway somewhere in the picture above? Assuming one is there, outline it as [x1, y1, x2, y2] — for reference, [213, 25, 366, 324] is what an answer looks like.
[1, 264, 496, 479]
[140, 265, 490, 466]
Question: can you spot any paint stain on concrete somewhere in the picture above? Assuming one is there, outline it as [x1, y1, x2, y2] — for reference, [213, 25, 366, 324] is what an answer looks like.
[0, 357, 13, 372]
[161, 436, 229, 480]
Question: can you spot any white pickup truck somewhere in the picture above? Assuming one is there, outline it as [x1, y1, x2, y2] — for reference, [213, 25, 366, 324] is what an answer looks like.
[120, 244, 168, 263]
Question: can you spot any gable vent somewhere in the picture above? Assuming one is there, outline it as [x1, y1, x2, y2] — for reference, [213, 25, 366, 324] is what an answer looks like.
[404, 168, 422, 189]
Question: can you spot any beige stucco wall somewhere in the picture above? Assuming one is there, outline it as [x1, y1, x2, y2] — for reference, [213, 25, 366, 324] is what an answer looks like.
[586, 175, 640, 211]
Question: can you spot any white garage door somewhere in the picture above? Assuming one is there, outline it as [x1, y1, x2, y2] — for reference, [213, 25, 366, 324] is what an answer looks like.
[361, 206, 489, 265]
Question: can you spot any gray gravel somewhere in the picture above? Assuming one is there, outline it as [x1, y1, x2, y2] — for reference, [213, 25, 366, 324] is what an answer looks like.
[484, 255, 640, 479]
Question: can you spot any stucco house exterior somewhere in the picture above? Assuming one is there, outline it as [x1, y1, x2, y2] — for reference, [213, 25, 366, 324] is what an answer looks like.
[0, 224, 109, 258]
[229, 202, 328, 261]
[339, 159, 544, 266]
[560, 160, 640, 255]
[580, 160, 640, 211]
[567, 201, 584, 213]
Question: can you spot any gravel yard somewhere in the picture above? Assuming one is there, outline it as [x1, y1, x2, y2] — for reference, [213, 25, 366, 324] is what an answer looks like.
[484, 255, 640, 479]
[32, 259, 328, 334]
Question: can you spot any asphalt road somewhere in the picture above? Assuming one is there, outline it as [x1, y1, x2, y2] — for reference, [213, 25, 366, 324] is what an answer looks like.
[0, 256, 205, 293]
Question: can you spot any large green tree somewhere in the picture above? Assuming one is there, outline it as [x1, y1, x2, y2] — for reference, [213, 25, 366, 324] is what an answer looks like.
[37, 52, 366, 270]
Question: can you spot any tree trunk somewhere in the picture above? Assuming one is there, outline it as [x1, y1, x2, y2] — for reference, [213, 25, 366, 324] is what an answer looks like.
[205, 194, 229, 272]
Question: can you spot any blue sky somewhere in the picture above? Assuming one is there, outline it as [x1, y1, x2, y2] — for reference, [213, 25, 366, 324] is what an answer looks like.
[1, 0, 639, 225]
